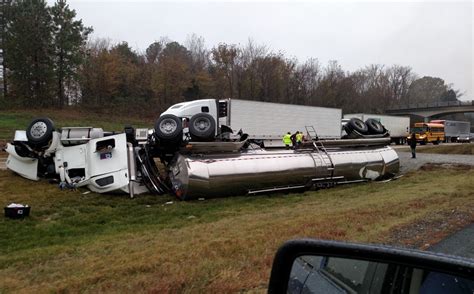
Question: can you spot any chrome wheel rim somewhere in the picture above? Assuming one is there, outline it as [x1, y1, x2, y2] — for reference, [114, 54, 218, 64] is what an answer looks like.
[160, 119, 178, 134]
[30, 121, 48, 139]
[194, 118, 210, 131]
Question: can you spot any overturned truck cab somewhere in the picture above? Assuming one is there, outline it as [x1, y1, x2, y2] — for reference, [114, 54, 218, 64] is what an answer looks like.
[5, 115, 399, 201]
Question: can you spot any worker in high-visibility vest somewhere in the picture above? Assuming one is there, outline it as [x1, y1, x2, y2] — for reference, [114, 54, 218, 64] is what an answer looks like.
[283, 132, 292, 149]
[296, 131, 304, 148]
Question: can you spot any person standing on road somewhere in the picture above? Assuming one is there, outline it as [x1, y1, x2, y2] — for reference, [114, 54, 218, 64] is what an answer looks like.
[283, 132, 292, 149]
[410, 132, 417, 158]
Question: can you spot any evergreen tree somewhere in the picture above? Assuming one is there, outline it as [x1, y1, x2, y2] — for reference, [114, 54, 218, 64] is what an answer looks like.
[5, 0, 54, 106]
[51, 0, 91, 107]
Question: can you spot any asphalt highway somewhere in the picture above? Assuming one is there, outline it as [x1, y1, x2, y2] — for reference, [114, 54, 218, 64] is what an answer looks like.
[428, 224, 474, 259]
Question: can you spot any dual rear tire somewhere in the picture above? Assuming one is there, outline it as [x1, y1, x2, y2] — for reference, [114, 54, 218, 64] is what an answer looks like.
[345, 118, 385, 135]
[154, 113, 216, 142]
[154, 114, 183, 143]
[365, 119, 385, 135]
[189, 113, 216, 141]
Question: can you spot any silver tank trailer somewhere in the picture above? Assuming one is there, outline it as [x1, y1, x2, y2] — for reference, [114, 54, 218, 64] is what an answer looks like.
[168, 146, 399, 200]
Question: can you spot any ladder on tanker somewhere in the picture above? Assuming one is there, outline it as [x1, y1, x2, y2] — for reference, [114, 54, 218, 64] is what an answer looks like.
[305, 126, 335, 176]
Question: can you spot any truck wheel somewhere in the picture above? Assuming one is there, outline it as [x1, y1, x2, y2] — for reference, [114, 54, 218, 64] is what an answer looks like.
[26, 117, 55, 147]
[154, 114, 183, 141]
[347, 118, 369, 134]
[365, 119, 385, 134]
[189, 113, 216, 141]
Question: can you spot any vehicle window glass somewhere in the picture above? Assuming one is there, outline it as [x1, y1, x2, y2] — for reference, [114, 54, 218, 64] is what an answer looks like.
[323, 257, 370, 292]
[419, 271, 474, 293]
[381, 264, 413, 293]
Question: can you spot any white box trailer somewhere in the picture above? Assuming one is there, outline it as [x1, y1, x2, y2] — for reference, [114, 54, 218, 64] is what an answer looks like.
[431, 120, 471, 142]
[344, 113, 410, 145]
[228, 99, 342, 146]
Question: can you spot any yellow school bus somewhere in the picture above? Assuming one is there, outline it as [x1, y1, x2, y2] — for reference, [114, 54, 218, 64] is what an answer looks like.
[408, 122, 445, 145]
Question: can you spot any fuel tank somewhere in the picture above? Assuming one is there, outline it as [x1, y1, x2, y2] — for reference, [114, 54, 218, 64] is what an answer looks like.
[168, 146, 399, 200]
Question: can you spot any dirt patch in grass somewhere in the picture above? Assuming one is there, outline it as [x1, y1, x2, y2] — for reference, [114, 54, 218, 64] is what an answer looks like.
[419, 163, 473, 171]
[0, 167, 473, 292]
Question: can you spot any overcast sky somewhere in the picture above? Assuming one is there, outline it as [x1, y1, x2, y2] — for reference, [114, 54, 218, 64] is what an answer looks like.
[58, 0, 473, 99]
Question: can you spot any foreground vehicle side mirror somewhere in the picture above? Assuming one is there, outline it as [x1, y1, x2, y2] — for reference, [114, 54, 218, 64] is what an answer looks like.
[268, 239, 474, 294]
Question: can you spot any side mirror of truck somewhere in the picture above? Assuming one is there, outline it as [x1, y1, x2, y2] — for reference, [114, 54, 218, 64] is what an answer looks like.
[267, 239, 474, 294]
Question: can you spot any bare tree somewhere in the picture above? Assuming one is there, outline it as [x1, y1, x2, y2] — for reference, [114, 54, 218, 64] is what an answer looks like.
[386, 65, 416, 106]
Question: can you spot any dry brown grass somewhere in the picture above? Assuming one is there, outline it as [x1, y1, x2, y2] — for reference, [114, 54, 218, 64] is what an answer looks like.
[416, 144, 474, 155]
[1, 166, 473, 293]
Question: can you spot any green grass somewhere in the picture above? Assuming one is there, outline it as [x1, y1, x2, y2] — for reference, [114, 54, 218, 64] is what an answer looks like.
[416, 143, 474, 155]
[0, 108, 153, 141]
[0, 166, 473, 293]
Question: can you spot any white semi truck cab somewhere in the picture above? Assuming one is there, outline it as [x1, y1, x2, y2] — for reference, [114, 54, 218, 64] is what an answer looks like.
[161, 99, 225, 121]
[157, 98, 231, 143]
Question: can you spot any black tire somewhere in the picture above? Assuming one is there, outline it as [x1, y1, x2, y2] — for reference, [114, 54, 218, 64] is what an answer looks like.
[154, 114, 183, 141]
[26, 117, 55, 147]
[365, 119, 385, 134]
[347, 118, 369, 134]
[189, 113, 216, 141]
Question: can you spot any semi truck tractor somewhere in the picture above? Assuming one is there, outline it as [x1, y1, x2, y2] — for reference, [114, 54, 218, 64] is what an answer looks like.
[5, 99, 400, 200]
[160, 98, 342, 147]
[344, 114, 410, 145]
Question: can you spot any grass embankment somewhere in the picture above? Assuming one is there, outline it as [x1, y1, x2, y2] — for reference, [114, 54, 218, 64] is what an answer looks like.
[416, 144, 474, 155]
[0, 108, 153, 142]
[1, 166, 473, 293]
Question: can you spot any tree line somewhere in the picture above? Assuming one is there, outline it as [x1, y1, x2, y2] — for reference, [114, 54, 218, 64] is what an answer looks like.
[1, 0, 462, 115]
[2, 0, 91, 108]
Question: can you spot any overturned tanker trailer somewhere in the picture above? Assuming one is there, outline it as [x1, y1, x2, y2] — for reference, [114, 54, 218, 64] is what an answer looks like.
[169, 141, 398, 200]
[4, 102, 399, 200]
